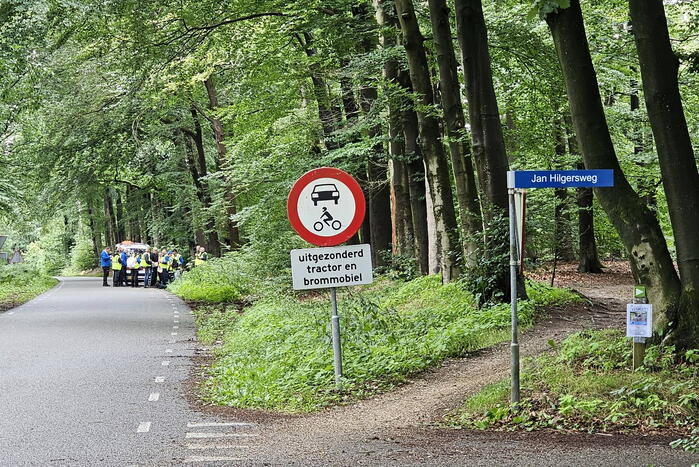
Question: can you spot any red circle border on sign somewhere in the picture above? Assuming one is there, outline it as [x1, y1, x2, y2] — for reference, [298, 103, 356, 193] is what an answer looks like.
[287, 167, 366, 247]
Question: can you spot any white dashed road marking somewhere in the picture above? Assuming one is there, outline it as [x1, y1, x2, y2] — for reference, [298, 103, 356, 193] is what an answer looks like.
[148, 392, 160, 402]
[165, 349, 173, 353]
[184, 456, 242, 463]
[155, 376, 165, 383]
[171, 332, 177, 336]
[185, 433, 259, 439]
[187, 422, 254, 428]
[136, 422, 151, 433]
[173, 326, 179, 329]
[162, 361, 170, 366]
[186, 444, 251, 450]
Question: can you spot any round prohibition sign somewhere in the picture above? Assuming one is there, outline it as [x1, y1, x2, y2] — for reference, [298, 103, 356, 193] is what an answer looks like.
[287, 167, 366, 247]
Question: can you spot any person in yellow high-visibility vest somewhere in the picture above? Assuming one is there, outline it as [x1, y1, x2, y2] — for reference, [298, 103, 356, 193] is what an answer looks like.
[111, 251, 122, 287]
[141, 248, 152, 288]
[158, 248, 171, 288]
[194, 246, 208, 267]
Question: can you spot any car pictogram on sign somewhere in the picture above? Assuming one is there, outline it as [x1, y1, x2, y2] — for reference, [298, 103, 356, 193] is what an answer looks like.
[311, 183, 340, 206]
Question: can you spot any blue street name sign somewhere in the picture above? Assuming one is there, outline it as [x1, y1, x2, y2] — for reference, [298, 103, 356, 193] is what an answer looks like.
[507, 170, 614, 189]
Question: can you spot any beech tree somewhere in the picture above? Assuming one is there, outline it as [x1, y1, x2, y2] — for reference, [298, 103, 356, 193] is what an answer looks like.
[395, 0, 461, 281]
[544, 0, 682, 338]
[629, 0, 699, 347]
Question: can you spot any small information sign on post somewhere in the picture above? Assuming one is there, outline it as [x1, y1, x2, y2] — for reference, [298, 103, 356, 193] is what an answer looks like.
[628, 285, 651, 370]
[287, 167, 371, 390]
[626, 303, 653, 339]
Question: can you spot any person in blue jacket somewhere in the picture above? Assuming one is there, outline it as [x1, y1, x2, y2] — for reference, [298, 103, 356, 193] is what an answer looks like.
[99, 247, 112, 287]
[119, 248, 129, 287]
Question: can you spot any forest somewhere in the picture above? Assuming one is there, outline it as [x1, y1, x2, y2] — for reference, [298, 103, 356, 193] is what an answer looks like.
[1, 0, 698, 346]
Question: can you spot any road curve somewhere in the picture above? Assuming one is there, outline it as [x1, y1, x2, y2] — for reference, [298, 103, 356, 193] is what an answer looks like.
[0, 277, 197, 465]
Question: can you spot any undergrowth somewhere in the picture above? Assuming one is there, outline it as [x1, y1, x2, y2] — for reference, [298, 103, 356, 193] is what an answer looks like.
[449, 329, 699, 449]
[193, 275, 581, 412]
[0, 264, 58, 311]
[169, 255, 254, 302]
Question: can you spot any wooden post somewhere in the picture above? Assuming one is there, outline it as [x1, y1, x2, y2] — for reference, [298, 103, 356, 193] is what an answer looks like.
[632, 337, 646, 370]
[632, 286, 647, 370]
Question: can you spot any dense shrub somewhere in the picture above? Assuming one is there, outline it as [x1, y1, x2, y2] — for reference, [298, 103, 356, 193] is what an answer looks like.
[67, 239, 97, 273]
[169, 254, 254, 302]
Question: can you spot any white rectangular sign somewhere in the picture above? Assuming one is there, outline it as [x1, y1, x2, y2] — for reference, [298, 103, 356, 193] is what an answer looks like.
[626, 303, 653, 338]
[291, 244, 373, 290]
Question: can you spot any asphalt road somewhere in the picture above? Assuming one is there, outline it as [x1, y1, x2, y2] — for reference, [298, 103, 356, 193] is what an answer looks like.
[0, 277, 203, 465]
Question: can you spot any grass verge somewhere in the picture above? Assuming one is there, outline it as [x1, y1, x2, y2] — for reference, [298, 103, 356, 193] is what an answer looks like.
[0, 265, 58, 312]
[190, 276, 581, 413]
[448, 329, 699, 452]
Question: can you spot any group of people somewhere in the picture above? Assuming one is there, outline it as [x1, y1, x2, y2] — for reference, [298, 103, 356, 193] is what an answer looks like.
[99, 245, 209, 288]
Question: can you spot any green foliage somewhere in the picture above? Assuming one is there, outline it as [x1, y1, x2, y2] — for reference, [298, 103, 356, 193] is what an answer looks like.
[0, 264, 58, 310]
[529, 0, 571, 21]
[197, 276, 579, 412]
[66, 238, 97, 273]
[376, 251, 420, 281]
[461, 213, 510, 306]
[192, 304, 242, 346]
[670, 428, 699, 453]
[452, 330, 699, 434]
[168, 255, 253, 303]
[525, 279, 582, 307]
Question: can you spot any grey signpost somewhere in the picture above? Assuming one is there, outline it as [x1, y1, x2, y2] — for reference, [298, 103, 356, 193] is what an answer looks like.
[506, 169, 614, 403]
[288, 167, 371, 391]
[330, 287, 343, 387]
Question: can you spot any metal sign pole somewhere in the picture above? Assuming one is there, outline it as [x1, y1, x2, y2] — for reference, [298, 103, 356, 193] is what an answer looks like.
[508, 188, 520, 403]
[330, 287, 343, 390]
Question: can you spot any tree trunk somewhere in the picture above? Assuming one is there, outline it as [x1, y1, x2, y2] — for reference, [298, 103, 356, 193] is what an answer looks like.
[545, 0, 681, 335]
[184, 114, 222, 257]
[114, 191, 124, 242]
[297, 32, 343, 150]
[455, 0, 521, 299]
[395, 0, 460, 282]
[565, 115, 603, 273]
[553, 118, 574, 261]
[630, 0, 699, 347]
[577, 171, 603, 273]
[399, 69, 430, 274]
[204, 76, 240, 249]
[454, 0, 509, 217]
[427, 0, 482, 267]
[373, 0, 415, 258]
[340, 58, 360, 123]
[86, 196, 100, 257]
[360, 86, 392, 267]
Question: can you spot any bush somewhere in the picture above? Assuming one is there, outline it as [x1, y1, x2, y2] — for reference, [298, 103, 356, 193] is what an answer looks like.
[25, 240, 66, 275]
[169, 254, 253, 302]
[67, 239, 97, 273]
